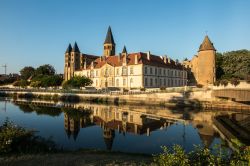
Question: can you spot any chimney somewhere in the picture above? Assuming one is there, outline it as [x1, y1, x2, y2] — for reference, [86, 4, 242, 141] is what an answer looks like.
[91, 61, 94, 69]
[163, 55, 167, 63]
[84, 60, 87, 70]
[147, 51, 150, 60]
[168, 57, 171, 63]
[135, 54, 138, 64]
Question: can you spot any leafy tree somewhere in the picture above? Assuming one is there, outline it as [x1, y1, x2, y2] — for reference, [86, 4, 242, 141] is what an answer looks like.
[31, 75, 63, 88]
[35, 64, 55, 76]
[20, 66, 35, 80]
[62, 76, 93, 89]
[216, 50, 250, 80]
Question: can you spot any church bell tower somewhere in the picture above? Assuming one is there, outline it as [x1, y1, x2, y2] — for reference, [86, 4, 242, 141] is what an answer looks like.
[103, 26, 115, 57]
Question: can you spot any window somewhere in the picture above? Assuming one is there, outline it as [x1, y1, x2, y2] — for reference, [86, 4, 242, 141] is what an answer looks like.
[145, 78, 148, 86]
[116, 68, 119, 75]
[150, 67, 153, 74]
[164, 69, 166, 75]
[116, 79, 119, 86]
[155, 68, 157, 75]
[90, 70, 94, 77]
[155, 78, 157, 86]
[130, 78, 133, 86]
[123, 78, 126, 86]
[145, 67, 148, 74]
[96, 70, 99, 77]
[164, 79, 166, 86]
[122, 66, 127, 75]
[159, 79, 162, 86]
[159, 68, 162, 75]
[130, 115, 133, 122]
[150, 78, 153, 86]
[130, 67, 134, 75]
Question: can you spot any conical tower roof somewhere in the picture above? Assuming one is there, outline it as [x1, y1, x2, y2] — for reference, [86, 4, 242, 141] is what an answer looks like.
[122, 46, 127, 54]
[104, 26, 115, 44]
[65, 43, 72, 54]
[72, 42, 80, 53]
[199, 35, 216, 52]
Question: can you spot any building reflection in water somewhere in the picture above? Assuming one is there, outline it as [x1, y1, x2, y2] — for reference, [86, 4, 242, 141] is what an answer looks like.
[13, 99, 249, 151]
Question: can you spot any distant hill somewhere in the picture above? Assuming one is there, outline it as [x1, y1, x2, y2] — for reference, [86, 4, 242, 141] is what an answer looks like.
[216, 49, 250, 80]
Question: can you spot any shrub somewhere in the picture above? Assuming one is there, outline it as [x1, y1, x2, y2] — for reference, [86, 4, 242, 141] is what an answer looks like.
[220, 80, 228, 87]
[214, 80, 220, 86]
[230, 78, 240, 87]
[196, 84, 203, 88]
[62, 76, 92, 89]
[0, 118, 56, 154]
[245, 75, 250, 84]
[160, 86, 166, 91]
[140, 88, 146, 91]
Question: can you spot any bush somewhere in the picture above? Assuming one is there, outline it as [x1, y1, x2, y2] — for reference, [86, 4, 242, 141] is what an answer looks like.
[245, 75, 250, 84]
[160, 87, 166, 91]
[0, 118, 56, 154]
[12, 79, 29, 88]
[220, 80, 228, 87]
[140, 88, 146, 91]
[214, 80, 220, 86]
[196, 84, 203, 88]
[62, 76, 92, 89]
[230, 78, 240, 87]
[153, 144, 250, 166]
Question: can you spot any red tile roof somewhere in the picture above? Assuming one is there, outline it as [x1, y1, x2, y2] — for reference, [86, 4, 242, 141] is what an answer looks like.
[78, 52, 184, 70]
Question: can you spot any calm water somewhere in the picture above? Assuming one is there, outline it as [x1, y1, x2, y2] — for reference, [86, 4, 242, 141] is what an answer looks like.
[0, 99, 247, 154]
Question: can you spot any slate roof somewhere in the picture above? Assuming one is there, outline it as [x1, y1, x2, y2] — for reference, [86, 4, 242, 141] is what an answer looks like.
[72, 42, 80, 53]
[65, 43, 72, 53]
[78, 52, 184, 70]
[104, 26, 115, 44]
[199, 35, 216, 51]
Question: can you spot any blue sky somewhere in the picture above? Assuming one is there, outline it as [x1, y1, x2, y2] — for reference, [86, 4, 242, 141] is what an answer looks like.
[0, 0, 249, 74]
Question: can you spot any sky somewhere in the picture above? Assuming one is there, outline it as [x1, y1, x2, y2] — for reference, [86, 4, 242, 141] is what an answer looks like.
[0, 0, 249, 74]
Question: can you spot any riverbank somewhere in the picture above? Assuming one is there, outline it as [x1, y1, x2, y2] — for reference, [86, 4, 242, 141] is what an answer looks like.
[1, 88, 250, 111]
[0, 151, 152, 166]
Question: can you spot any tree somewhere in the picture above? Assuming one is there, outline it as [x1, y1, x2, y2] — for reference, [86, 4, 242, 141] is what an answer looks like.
[35, 64, 55, 76]
[31, 75, 63, 88]
[216, 50, 250, 80]
[20, 66, 35, 80]
[62, 76, 93, 89]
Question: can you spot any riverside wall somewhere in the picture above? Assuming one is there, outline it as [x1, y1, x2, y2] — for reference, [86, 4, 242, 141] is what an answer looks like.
[1, 89, 250, 111]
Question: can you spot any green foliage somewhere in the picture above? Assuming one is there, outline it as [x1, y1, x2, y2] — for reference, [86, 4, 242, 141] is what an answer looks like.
[220, 79, 228, 87]
[216, 50, 250, 80]
[230, 78, 240, 87]
[62, 76, 93, 89]
[12, 79, 29, 87]
[153, 144, 250, 166]
[31, 75, 63, 88]
[153, 145, 189, 166]
[0, 118, 56, 154]
[20, 66, 35, 80]
[35, 64, 55, 76]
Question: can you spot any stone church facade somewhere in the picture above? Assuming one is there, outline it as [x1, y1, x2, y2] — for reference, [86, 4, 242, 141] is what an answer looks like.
[64, 27, 217, 88]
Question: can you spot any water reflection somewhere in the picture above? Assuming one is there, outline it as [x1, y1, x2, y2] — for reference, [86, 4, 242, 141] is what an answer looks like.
[1, 99, 249, 153]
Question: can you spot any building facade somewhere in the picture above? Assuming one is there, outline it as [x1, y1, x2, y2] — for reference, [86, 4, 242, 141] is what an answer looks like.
[64, 27, 188, 89]
[183, 36, 216, 86]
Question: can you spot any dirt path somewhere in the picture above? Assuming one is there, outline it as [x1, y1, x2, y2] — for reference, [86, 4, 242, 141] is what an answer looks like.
[0, 152, 153, 166]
